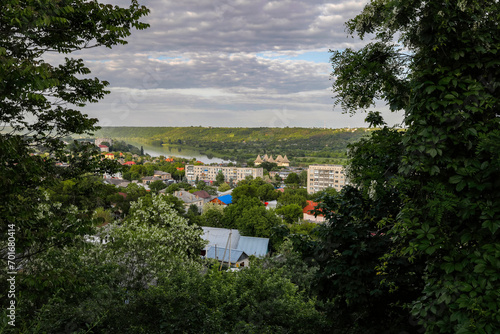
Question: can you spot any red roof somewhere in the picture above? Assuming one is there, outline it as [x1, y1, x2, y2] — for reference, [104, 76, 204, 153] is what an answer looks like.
[123, 161, 136, 165]
[98, 145, 108, 148]
[303, 200, 324, 216]
[118, 192, 127, 199]
[176, 167, 184, 171]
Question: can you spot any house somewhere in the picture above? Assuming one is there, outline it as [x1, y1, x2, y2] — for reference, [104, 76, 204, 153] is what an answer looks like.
[98, 144, 109, 152]
[210, 194, 232, 205]
[104, 178, 131, 188]
[303, 200, 325, 223]
[255, 154, 290, 167]
[123, 161, 136, 166]
[104, 153, 115, 160]
[201, 227, 270, 267]
[205, 247, 249, 268]
[172, 190, 205, 209]
[141, 176, 163, 185]
[153, 170, 172, 180]
[192, 190, 213, 204]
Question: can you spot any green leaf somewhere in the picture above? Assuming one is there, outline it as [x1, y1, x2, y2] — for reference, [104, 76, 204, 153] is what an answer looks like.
[425, 86, 437, 94]
[474, 263, 486, 273]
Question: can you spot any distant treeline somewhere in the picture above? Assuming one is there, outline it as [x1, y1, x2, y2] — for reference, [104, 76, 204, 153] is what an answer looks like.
[93, 127, 371, 163]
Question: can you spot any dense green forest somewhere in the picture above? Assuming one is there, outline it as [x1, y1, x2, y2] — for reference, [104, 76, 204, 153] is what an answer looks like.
[92, 126, 369, 163]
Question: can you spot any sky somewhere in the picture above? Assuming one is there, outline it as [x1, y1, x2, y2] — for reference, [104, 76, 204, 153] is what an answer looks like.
[71, 0, 403, 128]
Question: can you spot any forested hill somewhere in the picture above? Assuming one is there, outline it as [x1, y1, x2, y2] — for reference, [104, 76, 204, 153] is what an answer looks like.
[93, 127, 369, 147]
[92, 127, 371, 162]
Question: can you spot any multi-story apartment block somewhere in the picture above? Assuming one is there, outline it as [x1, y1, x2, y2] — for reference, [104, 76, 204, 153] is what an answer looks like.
[185, 165, 264, 183]
[307, 164, 347, 194]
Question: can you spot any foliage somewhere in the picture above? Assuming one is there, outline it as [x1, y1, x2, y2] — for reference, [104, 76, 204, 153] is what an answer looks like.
[284, 172, 300, 185]
[309, 187, 337, 202]
[0, 0, 149, 269]
[330, 1, 500, 332]
[100, 265, 327, 333]
[276, 204, 303, 224]
[46, 175, 118, 212]
[218, 182, 231, 192]
[94, 126, 368, 163]
[93, 207, 114, 227]
[296, 124, 424, 333]
[3, 196, 205, 333]
[214, 170, 225, 186]
[277, 188, 308, 208]
[149, 180, 168, 193]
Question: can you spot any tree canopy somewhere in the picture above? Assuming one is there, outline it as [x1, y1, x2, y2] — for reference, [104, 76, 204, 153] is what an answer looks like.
[1, 0, 150, 257]
[328, 1, 500, 332]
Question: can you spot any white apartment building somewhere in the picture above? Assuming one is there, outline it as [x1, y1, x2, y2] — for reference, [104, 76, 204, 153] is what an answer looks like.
[185, 165, 264, 183]
[307, 164, 347, 194]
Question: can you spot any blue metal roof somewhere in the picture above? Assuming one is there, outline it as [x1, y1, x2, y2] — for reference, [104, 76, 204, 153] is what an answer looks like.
[201, 227, 269, 258]
[205, 246, 248, 263]
[202, 227, 240, 249]
[217, 194, 232, 205]
[238, 236, 269, 257]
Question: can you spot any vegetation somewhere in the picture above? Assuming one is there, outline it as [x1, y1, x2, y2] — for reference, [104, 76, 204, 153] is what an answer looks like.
[92, 126, 367, 164]
[314, 0, 500, 332]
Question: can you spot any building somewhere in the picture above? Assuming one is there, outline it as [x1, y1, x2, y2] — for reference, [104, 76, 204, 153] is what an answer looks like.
[95, 138, 112, 147]
[153, 170, 172, 180]
[172, 190, 206, 209]
[98, 144, 109, 152]
[307, 164, 347, 194]
[185, 165, 263, 183]
[303, 200, 325, 223]
[210, 194, 232, 206]
[201, 227, 270, 267]
[141, 176, 163, 185]
[255, 154, 290, 167]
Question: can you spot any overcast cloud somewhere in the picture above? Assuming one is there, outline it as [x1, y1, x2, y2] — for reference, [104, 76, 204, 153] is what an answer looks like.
[74, 0, 403, 128]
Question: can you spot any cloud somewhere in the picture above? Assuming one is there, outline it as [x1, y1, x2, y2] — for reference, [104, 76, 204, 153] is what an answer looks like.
[70, 0, 402, 128]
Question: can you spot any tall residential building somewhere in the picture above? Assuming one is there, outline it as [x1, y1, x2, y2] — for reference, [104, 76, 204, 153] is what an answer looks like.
[185, 165, 264, 183]
[307, 164, 347, 194]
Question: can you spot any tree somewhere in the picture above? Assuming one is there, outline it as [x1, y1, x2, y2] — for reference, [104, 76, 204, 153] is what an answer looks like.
[276, 204, 303, 224]
[149, 180, 167, 193]
[284, 172, 300, 185]
[298, 170, 308, 187]
[256, 183, 278, 201]
[0, 0, 149, 262]
[11, 196, 206, 332]
[277, 190, 308, 209]
[259, 161, 278, 172]
[331, 1, 500, 332]
[218, 182, 231, 192]
[214, 171, 225, 186]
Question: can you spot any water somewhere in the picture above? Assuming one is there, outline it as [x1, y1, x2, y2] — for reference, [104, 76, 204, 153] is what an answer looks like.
[126, 141, 234, 164]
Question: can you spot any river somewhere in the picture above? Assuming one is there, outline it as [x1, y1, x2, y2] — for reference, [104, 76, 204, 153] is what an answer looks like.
[126, 141, 234, 164]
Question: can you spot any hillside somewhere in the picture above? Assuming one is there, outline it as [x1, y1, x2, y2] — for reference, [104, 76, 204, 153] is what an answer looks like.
[91, 127, 371, 164]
